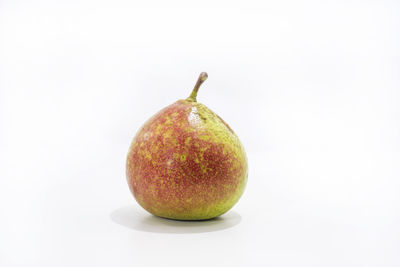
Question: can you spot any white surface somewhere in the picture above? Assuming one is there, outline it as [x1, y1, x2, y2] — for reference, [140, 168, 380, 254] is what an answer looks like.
[1, 1, 400, 266]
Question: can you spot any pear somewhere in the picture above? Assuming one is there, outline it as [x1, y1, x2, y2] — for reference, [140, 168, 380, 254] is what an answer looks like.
[126, 72, 248, 220]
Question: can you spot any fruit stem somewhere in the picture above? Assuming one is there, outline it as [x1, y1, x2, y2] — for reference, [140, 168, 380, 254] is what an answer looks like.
[187, 72, 208, 102]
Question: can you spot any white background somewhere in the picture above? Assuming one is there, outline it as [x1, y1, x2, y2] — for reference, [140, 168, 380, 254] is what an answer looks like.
[1, 0, 400, 266]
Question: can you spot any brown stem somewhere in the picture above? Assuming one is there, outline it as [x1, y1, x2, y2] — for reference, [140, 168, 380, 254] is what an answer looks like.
[187, 72, 208, 102]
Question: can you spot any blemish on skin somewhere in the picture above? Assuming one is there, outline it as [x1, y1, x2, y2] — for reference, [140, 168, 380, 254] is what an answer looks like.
[201, 165, 208, 174]
[155, 124, 163, 134]
[164, 116, 172, 125]
[143, 132, 153, 140]
[199, 135, 210, 141]
[163, 129, 172, 138]
[185, 137, 192, 145]
[144, 152, 152, 160]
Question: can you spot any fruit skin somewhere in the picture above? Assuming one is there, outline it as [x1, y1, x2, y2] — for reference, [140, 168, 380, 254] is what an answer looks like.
[126, 75, 248, 220]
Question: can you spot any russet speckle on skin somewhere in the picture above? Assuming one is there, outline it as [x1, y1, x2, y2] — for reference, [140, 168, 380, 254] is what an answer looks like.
[126, 77, 248, 220]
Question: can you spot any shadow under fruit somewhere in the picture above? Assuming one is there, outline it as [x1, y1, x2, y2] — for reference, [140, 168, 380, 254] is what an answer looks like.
[126, 72, 248, 220]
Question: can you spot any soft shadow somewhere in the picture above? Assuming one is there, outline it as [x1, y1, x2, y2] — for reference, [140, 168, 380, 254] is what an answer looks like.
[110, 205, 241, 234]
